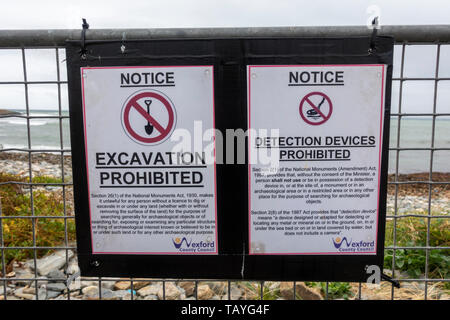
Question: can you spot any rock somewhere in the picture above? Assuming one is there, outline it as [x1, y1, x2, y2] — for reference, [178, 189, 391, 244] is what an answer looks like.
[197, 284, 214, 300]
[101, 281, 116, 290]
[68, 280, 81, 292]
[132, 280, 151, 290]
[144, 295, 158, 300]
[112, 290, 131, 300]
[137, 284, 161, 297]
[205, 282, 227, 295]
[295, 282, 323, 300]
[46, 290, 61, 299]
[81, 286, 100, 297]
[157, 282, 181, 300]
[66, 262, 80, 275]
[6, 271, 15, 277]
[14, 287, 35, 300]
[23, 287, 37, 294]
[230, 286, 242, 300]
[178, 281, 195, 296]
[29, 277, 49, 288]
[47, 270, 66, 281]
[37, 288, 47, 300]
[35, 250, 74, 276]
[47, 282, 67, 292]
[81, 286, 116, 299]
[98, 290, 119, 300]
[114, 281, 131, 291]
[0, 287, 12, 296]
[279, 282, 295, 300]
[11, 271, 36, 287]
[81, 280, 99, 288]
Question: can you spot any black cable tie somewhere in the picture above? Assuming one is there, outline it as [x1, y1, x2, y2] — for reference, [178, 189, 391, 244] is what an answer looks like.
[369, 16, 379, 55]
[381, 273, 401, 288]
[80, 18, 90, 59]
[120, 32, 126, 54]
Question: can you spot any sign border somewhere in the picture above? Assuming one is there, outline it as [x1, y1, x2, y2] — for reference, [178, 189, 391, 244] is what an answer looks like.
[80, 65, 219, 255]
[247, 64, 385, 256]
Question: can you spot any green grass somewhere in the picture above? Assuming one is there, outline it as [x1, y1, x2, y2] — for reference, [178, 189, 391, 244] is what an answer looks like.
[305, 282, 353, 300]
[0, 173, 75, 273]
[384, 217, 449, 282]
[31, 175, 63, 184]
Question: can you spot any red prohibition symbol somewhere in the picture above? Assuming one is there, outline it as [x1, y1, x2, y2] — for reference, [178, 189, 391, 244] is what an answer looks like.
[299, 92, 333, 125]
[122, 91, 175, 144]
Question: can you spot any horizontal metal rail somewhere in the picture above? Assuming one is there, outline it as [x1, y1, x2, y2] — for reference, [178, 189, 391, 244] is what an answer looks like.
[0, 25, 450, 47]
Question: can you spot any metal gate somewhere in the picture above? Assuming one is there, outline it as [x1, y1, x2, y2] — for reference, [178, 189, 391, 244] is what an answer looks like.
[0, 25, 449, 300]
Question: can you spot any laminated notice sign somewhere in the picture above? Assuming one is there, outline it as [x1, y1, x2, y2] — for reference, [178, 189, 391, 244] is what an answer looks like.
[248, 65, 386, 255]
[67, 36, 393, 280]
[81, 66, 217, 254]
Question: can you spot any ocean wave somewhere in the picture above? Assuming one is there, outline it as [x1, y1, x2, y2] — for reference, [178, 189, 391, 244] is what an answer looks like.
[0, 144, 65, 150]
[5, 119, 48, 126]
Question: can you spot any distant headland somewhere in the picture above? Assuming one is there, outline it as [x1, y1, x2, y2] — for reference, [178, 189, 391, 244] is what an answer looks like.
[0, 109, 21, 116]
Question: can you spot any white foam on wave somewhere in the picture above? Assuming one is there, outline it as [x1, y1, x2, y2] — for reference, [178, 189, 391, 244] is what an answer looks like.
[6, 119, 48, 126]
[0, 143, 68, 151]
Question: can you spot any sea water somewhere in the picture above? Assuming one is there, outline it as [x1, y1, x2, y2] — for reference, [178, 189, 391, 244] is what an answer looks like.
[0, 110, 71, 151]
[0, 110, 449, 173]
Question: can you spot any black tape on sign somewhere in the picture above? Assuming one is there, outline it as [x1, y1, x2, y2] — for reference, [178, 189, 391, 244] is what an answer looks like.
[66, 36, 393, 281]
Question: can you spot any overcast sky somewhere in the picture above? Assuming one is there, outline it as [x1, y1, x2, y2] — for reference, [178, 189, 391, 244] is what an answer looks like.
[1, 0, 450, 29]
[0, 1, 450, 113]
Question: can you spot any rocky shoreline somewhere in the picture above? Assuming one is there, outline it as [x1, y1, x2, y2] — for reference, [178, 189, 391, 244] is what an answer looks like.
[0, 249, 325, 300]
[0, 152, 448, 300]
[1, 249, 447, 300]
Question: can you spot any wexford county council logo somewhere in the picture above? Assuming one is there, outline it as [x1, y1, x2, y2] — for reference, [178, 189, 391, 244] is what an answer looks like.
[332, 237, 375, 253]
[172, 237, 215, 253]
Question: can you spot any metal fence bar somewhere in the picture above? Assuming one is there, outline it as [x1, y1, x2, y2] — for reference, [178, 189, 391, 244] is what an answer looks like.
[390, 113, 450, 116]
[424, 44, 440, 300]
[0, 81, 67, 85]
[1, 25, 450, 46]
[21, 47, 41, 300]
[0, 198, 6, 299]
[0, 27, 449, 301]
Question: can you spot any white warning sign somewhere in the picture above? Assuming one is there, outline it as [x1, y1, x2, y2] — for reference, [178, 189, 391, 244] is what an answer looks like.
[248, 65, 386, 255]
[81, 66, 217, 254]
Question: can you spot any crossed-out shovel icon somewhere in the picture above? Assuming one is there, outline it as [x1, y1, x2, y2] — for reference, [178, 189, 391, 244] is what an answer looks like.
[144, 99, 153, 135]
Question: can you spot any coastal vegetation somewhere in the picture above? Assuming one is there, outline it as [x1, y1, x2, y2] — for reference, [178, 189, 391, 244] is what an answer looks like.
[0, 173, 75, 271]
